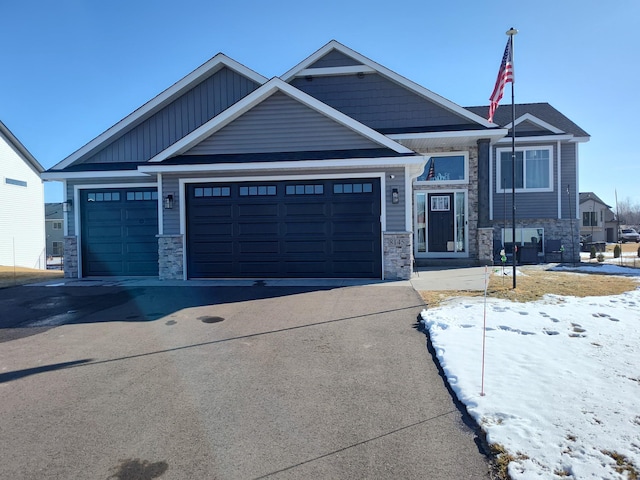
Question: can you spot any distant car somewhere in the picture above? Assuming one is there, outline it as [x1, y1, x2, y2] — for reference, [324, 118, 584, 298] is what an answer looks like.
[619, 228, 640, 243]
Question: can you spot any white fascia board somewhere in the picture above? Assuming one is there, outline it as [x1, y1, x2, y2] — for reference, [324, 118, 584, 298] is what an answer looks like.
[282, 40, 497, 129]
[294, 66, 376, 77]
[51, 54, 268, 171]
[505, 113, 565, 134]
[139, 156, 424, 174]
[148, 78, 413, 162]
[569, 136, 590, 143]
[389, 129, 508, 142]
[495, 134, 574, 144]
[41, 170, 149, 180]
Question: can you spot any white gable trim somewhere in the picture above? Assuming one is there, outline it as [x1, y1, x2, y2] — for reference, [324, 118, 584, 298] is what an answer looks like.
[495, 134, 574, 144]
[505, 113, 565, 134]
[282, 40, 496, 129]
[42, 170, 149, 180]
[147, 77, 413, 163]
[52, 54, 268, 171]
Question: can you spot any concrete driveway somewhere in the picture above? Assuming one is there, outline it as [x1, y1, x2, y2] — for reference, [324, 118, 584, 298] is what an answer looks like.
[0, 283, 490, 479]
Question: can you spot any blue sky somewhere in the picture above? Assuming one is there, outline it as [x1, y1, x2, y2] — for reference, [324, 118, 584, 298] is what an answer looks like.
[2, 1, 637, 207]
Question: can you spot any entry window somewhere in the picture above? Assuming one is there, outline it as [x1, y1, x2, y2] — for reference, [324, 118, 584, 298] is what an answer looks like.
[87, 192, 121, 202]
[240, 185, 277, 196]
[333, 183, 373, 194]
[286, 184, 324, 195]
[127, 191, 158, 201]
[416, 154, 467, 183]
[430, 196, 450, 211]
[194, 187, 231, 197]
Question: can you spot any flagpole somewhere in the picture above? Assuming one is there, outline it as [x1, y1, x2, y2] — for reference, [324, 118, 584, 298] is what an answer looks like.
[507, 27, 518, 288]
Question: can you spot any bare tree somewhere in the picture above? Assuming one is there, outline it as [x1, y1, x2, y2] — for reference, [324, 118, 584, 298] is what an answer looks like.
[617, 197, 640, 226]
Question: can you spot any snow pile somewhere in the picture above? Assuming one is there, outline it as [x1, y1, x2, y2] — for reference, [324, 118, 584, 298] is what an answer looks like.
[421, 285, 640, 479]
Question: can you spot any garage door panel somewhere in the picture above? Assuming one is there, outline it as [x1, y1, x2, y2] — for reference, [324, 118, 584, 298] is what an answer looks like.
[238, 241, 280, 254]
[237, 203, 278, 217]
[186, 180, 380, 278]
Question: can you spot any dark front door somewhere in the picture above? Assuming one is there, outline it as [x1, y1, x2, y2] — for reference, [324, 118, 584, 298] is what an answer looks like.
[80, 188, 159, 276]
[186, 179, 381, 278]
[428, 193, 454, 253]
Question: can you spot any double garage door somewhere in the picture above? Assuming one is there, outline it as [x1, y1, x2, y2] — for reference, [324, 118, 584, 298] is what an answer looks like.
[186, 178, 382, 278]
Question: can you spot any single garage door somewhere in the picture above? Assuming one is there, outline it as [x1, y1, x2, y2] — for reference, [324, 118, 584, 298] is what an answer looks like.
[186, 179, 381, 278]
[80, 188, 159, 276]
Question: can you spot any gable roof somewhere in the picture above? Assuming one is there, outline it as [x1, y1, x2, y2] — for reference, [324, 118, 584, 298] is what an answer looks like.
[50, 54, 267, 171]
[579, 192, 612, 208]
[0, 120, 43, 174]
[283, 40, 497, 130]
[466, 103, 590, 139]
[147, 77, 414, 163]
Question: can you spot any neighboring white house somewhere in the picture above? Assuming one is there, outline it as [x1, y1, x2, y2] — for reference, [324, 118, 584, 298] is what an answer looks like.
[0, 120, 46, 269]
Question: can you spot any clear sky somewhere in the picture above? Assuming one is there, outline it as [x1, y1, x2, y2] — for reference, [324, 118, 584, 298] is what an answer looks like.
[2, 1, 637, 208]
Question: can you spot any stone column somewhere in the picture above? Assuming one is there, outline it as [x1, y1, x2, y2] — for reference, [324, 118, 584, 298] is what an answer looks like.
[383, 232, 412, 280]
[63, 236, 78, 278]
[477, 228, 494, 265]
[157, 235, 184, 280]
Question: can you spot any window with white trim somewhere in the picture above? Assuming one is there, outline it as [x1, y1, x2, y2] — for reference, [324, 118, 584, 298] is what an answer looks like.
[497, 147, 553, 192]
[416, 153, 468, 184]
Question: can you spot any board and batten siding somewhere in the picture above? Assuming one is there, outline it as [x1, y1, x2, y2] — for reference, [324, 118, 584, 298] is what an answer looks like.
[560, 142, 577, 219]
[308, 50, 362, 68]
[0, 133, 45, 269]
[66, 178, 157, 235]
[291, 73, 478, 132]
[186, 91, 381, 155]
[80, 68, 260, 165]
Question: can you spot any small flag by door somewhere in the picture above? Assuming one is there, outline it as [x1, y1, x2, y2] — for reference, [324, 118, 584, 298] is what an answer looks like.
[426, 159, 435, 180]
[488, 38, 514, 123]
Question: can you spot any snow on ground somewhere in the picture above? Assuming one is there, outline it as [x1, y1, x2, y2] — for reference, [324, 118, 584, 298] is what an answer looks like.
[421, 269, 640, 479]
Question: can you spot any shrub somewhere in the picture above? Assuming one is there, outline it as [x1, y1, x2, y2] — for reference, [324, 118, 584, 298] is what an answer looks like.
[614, 244, 621, 258]
[597, 253, 605, 262]
[590, 246, 597, 259]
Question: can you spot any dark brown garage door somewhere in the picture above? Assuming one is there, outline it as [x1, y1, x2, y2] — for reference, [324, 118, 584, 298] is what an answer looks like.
[80, 188, 159, 276]
[186, 179, 381, 278]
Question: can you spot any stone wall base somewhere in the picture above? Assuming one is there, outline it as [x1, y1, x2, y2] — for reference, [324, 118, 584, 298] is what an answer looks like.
[477, 227, 494, 265]
[158, 235, 184, 280]
[383, 232, 412, 280]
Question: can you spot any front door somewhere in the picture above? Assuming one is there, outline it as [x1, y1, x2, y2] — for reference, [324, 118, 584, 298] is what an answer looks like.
[428, 193, 454, 252]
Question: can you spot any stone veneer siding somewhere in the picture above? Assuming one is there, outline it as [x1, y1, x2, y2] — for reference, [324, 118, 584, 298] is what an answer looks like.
[493, 219, 580, 263]
[477, 228, 494, 265]
[64, 236, 78, 278]
[158, 234, 184, 280]
[383, 232, 412, 280]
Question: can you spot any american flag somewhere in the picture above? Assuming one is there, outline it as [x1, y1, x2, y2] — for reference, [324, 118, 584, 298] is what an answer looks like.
[488, 38, 514, 123]
[426, 159, 435, 180]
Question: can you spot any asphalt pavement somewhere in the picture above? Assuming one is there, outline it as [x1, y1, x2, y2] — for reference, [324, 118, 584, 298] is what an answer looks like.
[0, 276, 490, 479]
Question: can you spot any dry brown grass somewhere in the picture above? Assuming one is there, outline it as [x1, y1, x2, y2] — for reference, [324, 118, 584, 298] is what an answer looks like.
[0, 266, 63, 288]
[420, 267, 638, 307]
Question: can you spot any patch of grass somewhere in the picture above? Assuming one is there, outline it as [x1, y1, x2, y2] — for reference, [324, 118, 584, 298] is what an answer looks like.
[0, 266, 63, 288]
[420, 267, 638, 307]
[489, 443, 529, 480]
[602, 450, 639, 479]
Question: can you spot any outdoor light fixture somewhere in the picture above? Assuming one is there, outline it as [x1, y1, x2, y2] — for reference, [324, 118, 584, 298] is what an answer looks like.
[389, 174, 395, 179]
[62, 199, 72, 212]
[391, 188, 399, 204]
[164, 194, 174, 210]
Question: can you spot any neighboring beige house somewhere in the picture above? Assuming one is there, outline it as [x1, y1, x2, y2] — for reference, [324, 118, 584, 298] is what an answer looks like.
[0, 121, 46, 269]
[579, 192, 617, 243]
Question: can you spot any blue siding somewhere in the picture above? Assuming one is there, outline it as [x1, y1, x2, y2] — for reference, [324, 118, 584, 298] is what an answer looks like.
[186, 91, 381, 155]
[385, 167, 406, 231]
[80, 68, 260, 164]
[560, 143, 577, 219]
[308, 50, 363, 68]
[162, 175, 181, 234]
[291, 73, 478, 131]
